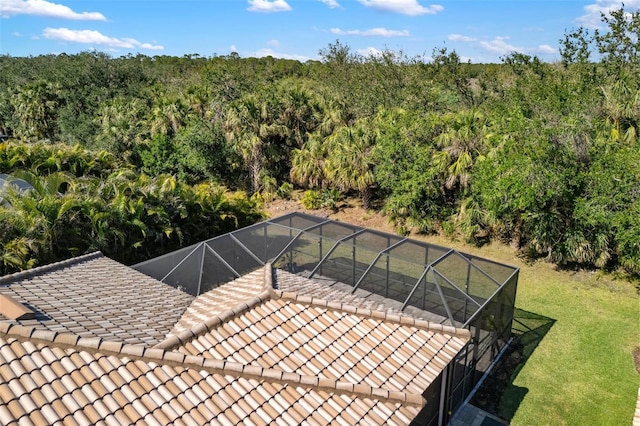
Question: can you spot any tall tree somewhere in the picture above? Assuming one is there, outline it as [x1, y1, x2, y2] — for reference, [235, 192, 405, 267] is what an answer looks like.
[10, 81, 61, 141]
[224, 93, 284, 194]
[324, 118, 376, 208]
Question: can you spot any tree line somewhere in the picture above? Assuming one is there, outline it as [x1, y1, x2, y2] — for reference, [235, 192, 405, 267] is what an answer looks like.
[0, 6, 638, 278]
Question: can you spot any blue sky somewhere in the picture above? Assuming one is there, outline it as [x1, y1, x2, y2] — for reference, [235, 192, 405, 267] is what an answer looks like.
[1, 0, 638, 63]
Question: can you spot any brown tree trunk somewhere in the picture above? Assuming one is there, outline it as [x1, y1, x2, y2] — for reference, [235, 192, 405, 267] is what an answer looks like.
[511, 211, 523, 250]
[361, 186, 373, 210]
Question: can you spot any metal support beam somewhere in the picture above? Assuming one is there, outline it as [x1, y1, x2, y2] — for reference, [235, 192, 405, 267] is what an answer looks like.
[352, 237, 407, 293]
[307, 229, 368, 278]
[160, 243, 203, 282]
[229, 234, 264, 265]
[204, 244, 241, 278]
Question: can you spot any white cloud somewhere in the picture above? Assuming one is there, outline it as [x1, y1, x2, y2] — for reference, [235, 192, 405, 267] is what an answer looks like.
[448, 34, 476, 42]
[247, 0, 292, 13]
[12, 31, 22, 37]
[267, 39, 279, 46]
[252, 48, 312, 61]
[230, 44, 237, 52]
[357, 0, 443, 16]
[577, 0, 640, 28]
[42, 28, 163, 50]
[330, 27, 409, 37]
[537, 44, 556, 54]
[1, 0, 106, 20]
[356, 46, 383, 57]
[479, 36, 521, 55]
[319, 0, 340, 7]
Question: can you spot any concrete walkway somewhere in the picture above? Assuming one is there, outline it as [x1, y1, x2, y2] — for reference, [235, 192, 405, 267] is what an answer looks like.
[449, 403, 509, 426]
[633, 388, 640, 426]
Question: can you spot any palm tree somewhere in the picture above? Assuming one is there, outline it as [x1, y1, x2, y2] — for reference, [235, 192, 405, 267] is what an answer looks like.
[149, 96, 186, 138]
[432, 110, 490, 191]
[324, 119, 376, 208]
[225, 94, 285, 194]
[278, 82, 320, 148]
[290, 133, 329, 189]
[314, 96, 350, 137]
[600, 75, 639, 143]
[0, 171, 82, 271]
[184, 85, 214, 119]
[95, 96, 147, 154]
[10, 80, 62, 141]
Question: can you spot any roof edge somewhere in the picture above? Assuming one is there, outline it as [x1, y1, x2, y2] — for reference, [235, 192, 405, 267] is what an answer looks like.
[0, 322, 425, 407]
[276, 289, 471, 340]
[0, 251, 104, 286]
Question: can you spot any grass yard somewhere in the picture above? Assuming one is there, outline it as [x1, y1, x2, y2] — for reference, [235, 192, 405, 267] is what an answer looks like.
[265, 199, 640, 425]
[407, 235, 638, 426]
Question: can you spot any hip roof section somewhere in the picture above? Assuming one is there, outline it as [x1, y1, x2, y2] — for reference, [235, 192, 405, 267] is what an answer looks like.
[0, 330, 421, 425]
[0, 252, 194, 345]
[158, 264, 470, 409]
[0, 250, 473, 424]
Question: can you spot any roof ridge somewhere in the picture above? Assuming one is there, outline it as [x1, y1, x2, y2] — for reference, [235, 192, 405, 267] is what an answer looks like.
[0, 322, 424, 407]
[0, 251, 104, 285]
[275, 289, 471, 340]
[155, 263, 276, 351]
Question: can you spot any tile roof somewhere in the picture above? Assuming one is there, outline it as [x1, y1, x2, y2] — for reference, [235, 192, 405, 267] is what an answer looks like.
[275, 269, 452, 324]
[0, 324, 421, 425]
[158, 265, 470, 416]
[170, 268, 267, 336]
[0, 255, 471, 425]
[0, 252, 193, 345]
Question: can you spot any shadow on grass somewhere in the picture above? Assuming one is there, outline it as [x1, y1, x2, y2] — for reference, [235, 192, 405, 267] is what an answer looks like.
[470, 308, 556, 422]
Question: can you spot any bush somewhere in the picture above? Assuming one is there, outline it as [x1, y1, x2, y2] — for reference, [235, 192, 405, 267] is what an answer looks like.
[301, 189, 322, 209]
[301, 189, 341, 210]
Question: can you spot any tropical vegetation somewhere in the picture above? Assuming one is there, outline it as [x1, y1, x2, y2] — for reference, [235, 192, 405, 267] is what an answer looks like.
[0, 6, 638, 279]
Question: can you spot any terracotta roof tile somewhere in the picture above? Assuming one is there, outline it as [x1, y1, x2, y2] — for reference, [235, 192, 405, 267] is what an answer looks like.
[0, 253, 193, 345]
[169, 268, 268, 336]
[173, 290, 469, 403]
[0, 256, 474, 425]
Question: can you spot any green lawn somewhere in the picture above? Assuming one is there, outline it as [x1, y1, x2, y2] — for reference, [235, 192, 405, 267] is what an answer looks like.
[313, 204, 639, 425]
[419, 235, 639, 426]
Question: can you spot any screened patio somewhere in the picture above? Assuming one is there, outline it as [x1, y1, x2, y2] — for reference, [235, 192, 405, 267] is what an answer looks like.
[133, 212, 520, 424]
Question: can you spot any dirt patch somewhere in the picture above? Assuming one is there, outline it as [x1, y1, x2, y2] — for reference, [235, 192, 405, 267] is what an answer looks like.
[634, 347, 640, 374]
[264, 196, 397, 234]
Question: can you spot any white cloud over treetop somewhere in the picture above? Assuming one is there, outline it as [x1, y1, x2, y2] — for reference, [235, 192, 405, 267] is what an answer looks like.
[331, 27, 409, 37]
[478, 36, 520, 55]
[577, 0, 640, 28]
[1, 0, 106, 20]
[252, 47, 312, 61]
[537, 44, 556, 54]
[449, 33, 558, 58]
[357, 0, 443, 16]
[247, 0, 292, 13]
[356, 46, 383, 57]
[42, 28, 163, 50]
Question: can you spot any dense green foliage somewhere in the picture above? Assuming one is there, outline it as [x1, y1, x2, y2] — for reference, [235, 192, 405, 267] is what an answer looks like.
[0, 7, 638, 277]
[0, 142, 262, 274]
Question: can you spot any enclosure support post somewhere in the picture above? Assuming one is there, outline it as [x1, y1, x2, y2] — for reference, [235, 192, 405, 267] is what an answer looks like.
[438, 365, 449, 426]
[464, 261, 471, 323]
[197, 244, 206, 296]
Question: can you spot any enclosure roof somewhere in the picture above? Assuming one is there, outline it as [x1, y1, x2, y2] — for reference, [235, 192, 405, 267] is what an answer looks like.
[134, 212, 519, 327]
[0, 252, 193, 345]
